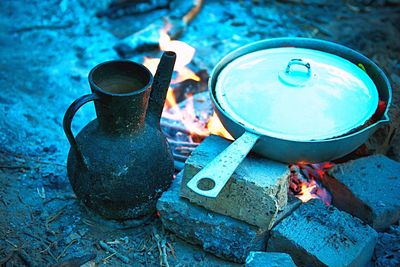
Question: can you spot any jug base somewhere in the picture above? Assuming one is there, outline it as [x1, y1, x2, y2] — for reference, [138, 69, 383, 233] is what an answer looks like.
[82, 207, 154, 229]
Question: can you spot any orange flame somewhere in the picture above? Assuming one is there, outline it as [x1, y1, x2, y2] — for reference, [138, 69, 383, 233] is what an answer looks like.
[143, 25, 232, 140]
[207, 113, 233, 140]
[290, 163, 333, 205]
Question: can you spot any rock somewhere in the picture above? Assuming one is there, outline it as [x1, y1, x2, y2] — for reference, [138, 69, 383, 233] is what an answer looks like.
[245, 251, 296, 267]
[267, 199, 378, 267]
[113, 21, 163, 57]
[324, 154, 400, 231]
[157, 171, 268, 263]
[180, 135, 290, 229]
[374, 224, 400, 266]
[374, 224, 400, 267]
[273, 195, 302, 228]
[193, 251, 205, 262]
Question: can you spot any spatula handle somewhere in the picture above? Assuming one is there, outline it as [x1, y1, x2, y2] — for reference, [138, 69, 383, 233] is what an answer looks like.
[186, 131, 260, 198]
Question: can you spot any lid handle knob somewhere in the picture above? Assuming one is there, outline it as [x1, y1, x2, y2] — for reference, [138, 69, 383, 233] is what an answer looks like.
[285, 58, 311, 77]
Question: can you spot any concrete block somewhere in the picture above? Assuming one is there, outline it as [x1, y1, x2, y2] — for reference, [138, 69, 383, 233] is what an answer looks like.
[180, 135, 290, 229]
[273, 195, 302, 228]
[245, 251, 296, 267]
[324, 154, 400, 231]
[267, 199, 378, 267]
[157, 171, 268, 263]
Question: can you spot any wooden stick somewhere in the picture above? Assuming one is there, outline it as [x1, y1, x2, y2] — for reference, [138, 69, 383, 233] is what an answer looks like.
[0, 251, 15, 265]
[161, 122, 192, 136]
[56, 239, 77, 261]
[50, 253, 96, 267]
[17, 250, 33, 267]
[43, 195, 76, 205]
[160, 240, 170, 267]
[172, 153, 188, 162]
[99, 241, 129, 264]
[183, 0, 204, 24]
[46, 205, 67, 229]
[167, 139, 199, 147]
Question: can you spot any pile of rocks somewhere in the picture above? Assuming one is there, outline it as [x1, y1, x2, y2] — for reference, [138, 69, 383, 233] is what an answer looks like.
[157, 135, 400, 266]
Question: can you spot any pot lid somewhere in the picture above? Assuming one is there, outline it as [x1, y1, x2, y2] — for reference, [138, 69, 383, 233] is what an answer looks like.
[215, 47, 379, 141]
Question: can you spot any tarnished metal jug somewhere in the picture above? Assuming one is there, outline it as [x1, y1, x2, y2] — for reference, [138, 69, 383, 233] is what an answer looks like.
[63, 51, 176, 220]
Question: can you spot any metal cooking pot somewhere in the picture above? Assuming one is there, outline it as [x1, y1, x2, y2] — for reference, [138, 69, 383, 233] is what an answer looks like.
[187, 37, 392, 198]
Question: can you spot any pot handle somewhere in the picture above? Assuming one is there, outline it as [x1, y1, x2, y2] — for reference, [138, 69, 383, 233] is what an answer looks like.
[63, 93, 100, 168]
[285, 58, 311, 76]
[186, 131, 260, 198]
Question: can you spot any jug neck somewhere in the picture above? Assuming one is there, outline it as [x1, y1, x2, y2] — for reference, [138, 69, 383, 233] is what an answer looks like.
[88, 60, 154, 135]
[94, 89, 151, 135]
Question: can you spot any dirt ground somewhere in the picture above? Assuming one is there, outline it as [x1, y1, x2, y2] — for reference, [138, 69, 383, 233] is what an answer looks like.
[0, 0, 399, 266]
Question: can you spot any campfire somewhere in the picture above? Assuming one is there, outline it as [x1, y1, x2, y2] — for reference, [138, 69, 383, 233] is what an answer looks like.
[4, 0, 399, 266]
[143, 27, 333, 205]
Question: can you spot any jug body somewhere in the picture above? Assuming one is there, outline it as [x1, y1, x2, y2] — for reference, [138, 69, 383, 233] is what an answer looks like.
[67, 120, 174, 219]
[63, 55, 176, 220]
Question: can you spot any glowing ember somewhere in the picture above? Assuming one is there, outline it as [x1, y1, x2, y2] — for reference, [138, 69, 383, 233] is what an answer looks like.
[289, 162, 334, 205]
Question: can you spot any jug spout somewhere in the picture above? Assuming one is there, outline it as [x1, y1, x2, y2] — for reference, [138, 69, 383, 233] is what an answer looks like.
[147, 51, 176, 127]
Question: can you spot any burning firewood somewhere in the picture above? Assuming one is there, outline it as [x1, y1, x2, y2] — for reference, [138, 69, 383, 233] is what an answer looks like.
[289, 162, 334, 205]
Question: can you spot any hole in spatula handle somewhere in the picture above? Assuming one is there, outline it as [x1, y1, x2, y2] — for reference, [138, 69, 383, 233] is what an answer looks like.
[197, 177, 216, 191]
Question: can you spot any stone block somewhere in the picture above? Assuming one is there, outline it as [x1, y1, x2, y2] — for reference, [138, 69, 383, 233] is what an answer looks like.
[324, 154, 400, 231]
[157, 171, 268, 263]
[245, 251, 296, 267]
[272, 195, 302, 228]
[267, 199, 378, 267]
[180, 135, 290, 229]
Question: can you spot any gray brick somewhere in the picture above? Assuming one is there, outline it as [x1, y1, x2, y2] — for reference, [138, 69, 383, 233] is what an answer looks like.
[325, 154, 400, 231]
[267, 199, 378, 267]
[245, 251, 297, 267]
[180, 135, 289, 229]
[157, 171, 268, 263]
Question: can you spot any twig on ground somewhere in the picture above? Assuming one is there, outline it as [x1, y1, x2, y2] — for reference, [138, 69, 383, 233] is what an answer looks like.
[43, 195, 76, 205]
[161, 240, 170, 267]
[166, 242, 176, 260]
[101, 252, 116, 263]
[23, 232, 50, 245]
[5, 239, 18, 249]
[46, 205, 67, 229]
[99, 241, 129, 264]
[153, 229, 170, 267]
[0, 165, 31, 170]
[0, 251, 15, 265]
[81, 218, 95, 227]
[40, 238, 61, 256]
[56, 239, 78, 261]
[51, 253, 96, 267]
[17, 249, 33, 267]
[17, 194, 35, 221]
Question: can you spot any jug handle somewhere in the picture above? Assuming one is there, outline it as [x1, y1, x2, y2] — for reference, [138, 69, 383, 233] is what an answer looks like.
[63, 93, 100, 168]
